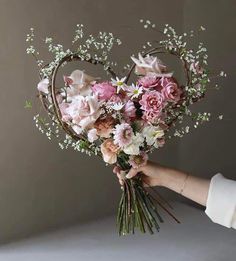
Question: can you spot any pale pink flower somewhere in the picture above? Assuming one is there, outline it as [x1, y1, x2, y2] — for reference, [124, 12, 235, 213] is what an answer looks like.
[56, 94, 63, 104]
[87, 128, 98, 142]
[37, 78, 49, 94]
[113, 123, 133, 148]
[129, 152, 148, 169]
[72, 125, 83, 135]
[139, 91, 164, 116]
[94, 116, 115, 138]
[156, 138, 165, 147]
[131, 53, 173, 77]
[59, 102, 71, 122]
[124, 100, 136, 120]
[109, 94, 123, 103]
[92, 81, 116, 101]
[101, 139, 119, 164]
[65, 95, 101, 129]
[63, 70, 97, 98]
[161, 77, 182, 103]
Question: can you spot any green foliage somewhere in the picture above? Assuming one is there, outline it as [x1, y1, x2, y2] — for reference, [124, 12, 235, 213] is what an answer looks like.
[24, 100, 32, 109]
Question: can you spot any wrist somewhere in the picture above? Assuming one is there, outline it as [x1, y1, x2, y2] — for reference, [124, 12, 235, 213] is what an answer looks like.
[157, 166, 172, 187]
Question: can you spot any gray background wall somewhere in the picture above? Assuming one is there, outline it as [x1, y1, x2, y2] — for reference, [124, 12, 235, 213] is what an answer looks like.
[180, 0, 236, 180]
[0, 0, 183, 243]
[0, 0, 235, 244]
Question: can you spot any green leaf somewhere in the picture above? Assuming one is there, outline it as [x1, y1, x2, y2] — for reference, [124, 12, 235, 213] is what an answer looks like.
[24, 100, 32, 109]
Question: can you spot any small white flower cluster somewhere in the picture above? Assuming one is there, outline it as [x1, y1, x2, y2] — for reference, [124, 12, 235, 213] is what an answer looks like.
[40, 38, 73, 78]
[58, 133, 100, 155]
[173, 126, 190, 138]
[75, 28, 121, 72]
[140, 19, 156, 29]
[26, 28, 44, 66]
[33, 114, 60, 140]
[193, 112, 211, 128]
[72, 24, 84, 44]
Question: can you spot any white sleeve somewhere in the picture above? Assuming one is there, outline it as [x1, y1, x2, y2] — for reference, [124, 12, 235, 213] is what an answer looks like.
[205, 173, 236, 229]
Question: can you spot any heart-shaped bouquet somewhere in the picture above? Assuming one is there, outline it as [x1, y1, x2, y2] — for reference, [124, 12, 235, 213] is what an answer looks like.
[26, 21, 225, 235]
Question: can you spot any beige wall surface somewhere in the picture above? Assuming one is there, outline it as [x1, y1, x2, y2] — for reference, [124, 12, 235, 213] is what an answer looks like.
[0, 0, 183, 243]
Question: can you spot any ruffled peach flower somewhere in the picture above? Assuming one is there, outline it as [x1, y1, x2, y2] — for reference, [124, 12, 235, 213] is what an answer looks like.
[94, 116, 115, 138]
[101, 139, 119, 164]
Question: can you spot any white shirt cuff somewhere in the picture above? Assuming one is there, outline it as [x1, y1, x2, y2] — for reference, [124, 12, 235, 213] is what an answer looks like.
[205, 173, 236, 229]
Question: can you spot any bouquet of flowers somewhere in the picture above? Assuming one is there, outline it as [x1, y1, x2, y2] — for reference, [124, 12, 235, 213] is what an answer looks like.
[26, 20, 225, 235]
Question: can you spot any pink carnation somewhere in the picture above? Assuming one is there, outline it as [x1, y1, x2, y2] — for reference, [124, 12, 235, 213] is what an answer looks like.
[161, 77, 182, 103]
[139, 91, 164, 116]
[124, 100, 136, 120]
[92, 82, 116, 101]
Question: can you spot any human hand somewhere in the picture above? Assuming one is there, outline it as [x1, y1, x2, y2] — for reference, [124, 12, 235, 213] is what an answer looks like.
[113, 161, 167, 187]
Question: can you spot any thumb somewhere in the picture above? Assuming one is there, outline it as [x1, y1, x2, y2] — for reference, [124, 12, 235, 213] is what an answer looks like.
[126, 167, 139, 179]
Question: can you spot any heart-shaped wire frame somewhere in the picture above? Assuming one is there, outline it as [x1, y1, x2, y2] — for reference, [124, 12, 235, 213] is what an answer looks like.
[39, 46, 192, 142]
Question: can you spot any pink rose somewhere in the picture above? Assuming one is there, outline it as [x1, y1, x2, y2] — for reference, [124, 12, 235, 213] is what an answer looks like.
[142, 110, 160, 123]
[138, 75, 161, 89]
[161, 77, 182, 103]
[139, 91, 164, 116]
[101, 139, 120, 164]
[92, 82, 116, 101]
[65, 95, 101, 129]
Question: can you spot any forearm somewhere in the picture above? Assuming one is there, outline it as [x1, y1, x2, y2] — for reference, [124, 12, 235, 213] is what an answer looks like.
[158, 166, 210, 206]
